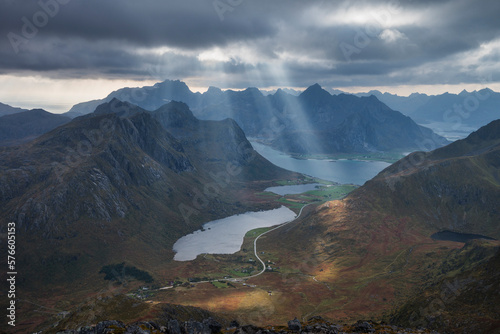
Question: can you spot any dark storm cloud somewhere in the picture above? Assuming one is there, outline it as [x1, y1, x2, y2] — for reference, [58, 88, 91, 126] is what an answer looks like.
[0, 0, 499, 88]
[0, 0, 277, 50]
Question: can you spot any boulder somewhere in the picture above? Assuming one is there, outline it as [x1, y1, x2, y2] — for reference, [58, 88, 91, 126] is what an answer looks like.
[287, 318, 301, 331]
[353, 320, 374, 333]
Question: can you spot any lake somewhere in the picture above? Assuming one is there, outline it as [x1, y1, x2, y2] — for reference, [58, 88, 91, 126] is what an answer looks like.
[173, 206, 296, 261]
[251, 141, 390, 185]
[431, 230, 497, 243]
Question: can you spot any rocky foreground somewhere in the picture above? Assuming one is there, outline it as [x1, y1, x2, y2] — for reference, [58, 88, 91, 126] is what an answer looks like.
[55, 317, 441, 334]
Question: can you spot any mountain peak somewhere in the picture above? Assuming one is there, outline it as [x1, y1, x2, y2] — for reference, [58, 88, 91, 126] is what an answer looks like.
[309, 83, 323, 91]
[27, 108, 51, 115]
[243, 87, 263, 96]
[93, 98, 145, 118]
[300, 83, 331, 99]
[477, 87, 494, 94]
[274, 88, 287, 96]
[206, 86, 222, 94]
[153, 101, 198, 128]
[409, 92, 427, 98]
[155, 79, 190, 89]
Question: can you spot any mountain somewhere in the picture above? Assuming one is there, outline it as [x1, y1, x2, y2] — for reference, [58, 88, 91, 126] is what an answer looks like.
[66, 80, 449, 155]
[260, 87, 302, 96]
[355, 90, 431, 115]
[246, 119, 500, 327]
[0, 101, 27, 117]
[0, 99, 299, 330]
[65, 80, 201, 118]
[268, 85, 448, 154]
[4, 100, 498, 332]
[368, 118, 500, 236]
[0, 98, 296, 241]
[357, 89, 500, 141]
[0, 108, 71, 146]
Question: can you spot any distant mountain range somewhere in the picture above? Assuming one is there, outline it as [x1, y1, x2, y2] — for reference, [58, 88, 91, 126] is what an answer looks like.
[0, 109, 71, 146]
[353, 90, 431, 115]
[3, 82, 497, 150]
[260, 87, 302, 96]
[66, 80, 449, 155]
[353, 89, 500, 140]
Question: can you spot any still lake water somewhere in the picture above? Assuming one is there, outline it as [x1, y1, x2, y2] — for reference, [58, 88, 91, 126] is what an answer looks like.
[431, 230, 497, 243]
[173, 206, 296, 261]
[251, 142, 390, 185]
[173, 144, 392, 261]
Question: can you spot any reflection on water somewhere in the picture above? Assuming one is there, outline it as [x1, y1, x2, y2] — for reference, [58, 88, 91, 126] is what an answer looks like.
[173, 206, 296, 261]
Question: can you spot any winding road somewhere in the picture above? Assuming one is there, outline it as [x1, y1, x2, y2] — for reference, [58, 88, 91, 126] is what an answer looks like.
[157, 203, 312, 290]
[245, 203, 311, 279]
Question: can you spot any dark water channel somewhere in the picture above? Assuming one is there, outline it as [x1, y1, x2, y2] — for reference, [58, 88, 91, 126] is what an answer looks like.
[431, 230, 497, 243]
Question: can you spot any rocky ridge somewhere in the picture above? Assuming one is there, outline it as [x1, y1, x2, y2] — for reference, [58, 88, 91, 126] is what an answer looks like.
[55, 317, 441, 334]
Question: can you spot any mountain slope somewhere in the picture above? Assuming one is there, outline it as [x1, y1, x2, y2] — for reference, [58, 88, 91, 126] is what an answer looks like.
[269, 86, 448, 154]
[249, 119, 500, 326]
[355, 90, 431, 116]
[0, 99, 299, 306]
[368, 119, 500, 236]
[0, 109, 71, 146]
[391, 243, 500, 333]
[0, 101, 27, 117]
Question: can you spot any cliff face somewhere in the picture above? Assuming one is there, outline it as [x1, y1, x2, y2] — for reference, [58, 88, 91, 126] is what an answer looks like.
[0, 110, 193, 235]
[152, 101, 294, 181]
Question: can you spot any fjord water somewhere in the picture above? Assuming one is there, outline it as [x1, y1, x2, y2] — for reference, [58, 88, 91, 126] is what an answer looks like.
[173, 206, 296, 261]
[251, 141, 390, 185]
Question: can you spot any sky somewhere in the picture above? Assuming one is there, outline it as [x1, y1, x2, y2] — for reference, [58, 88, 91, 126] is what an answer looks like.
[1, 0, 500, 113]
